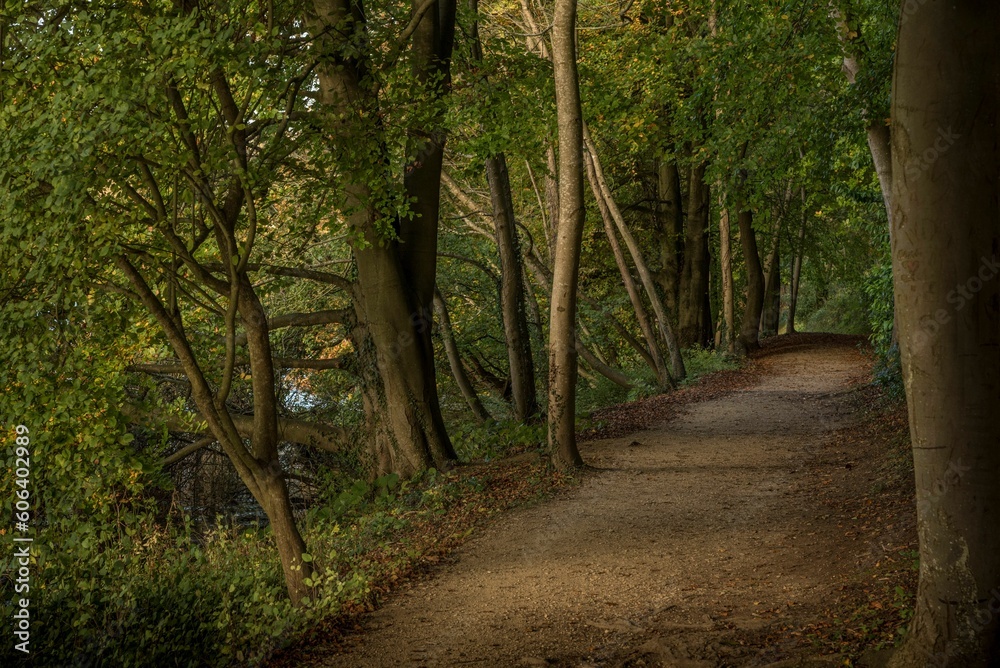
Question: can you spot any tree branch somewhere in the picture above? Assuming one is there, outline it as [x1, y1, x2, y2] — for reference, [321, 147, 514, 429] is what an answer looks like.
[162, 436, 217, 467]
[124, 403, 347, 454]
[128, 355, 353, 374]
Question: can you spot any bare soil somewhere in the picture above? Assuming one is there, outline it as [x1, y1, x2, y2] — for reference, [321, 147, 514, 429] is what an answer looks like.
[307, 336, 916, 667]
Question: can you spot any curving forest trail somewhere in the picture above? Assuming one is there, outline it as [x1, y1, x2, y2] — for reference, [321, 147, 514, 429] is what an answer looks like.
[310, 338, 914, 667]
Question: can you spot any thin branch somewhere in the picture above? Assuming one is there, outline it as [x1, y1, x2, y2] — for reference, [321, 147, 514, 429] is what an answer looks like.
[162, 436, 216, 467]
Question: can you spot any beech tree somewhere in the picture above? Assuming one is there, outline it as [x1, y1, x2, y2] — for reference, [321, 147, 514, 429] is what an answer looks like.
[547, 0, 585, 468]
[307, 0, 460, 476]
[888, 1, 1000, 664]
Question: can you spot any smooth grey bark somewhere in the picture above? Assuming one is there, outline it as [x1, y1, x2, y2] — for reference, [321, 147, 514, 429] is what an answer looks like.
[887, 3, 1000, 665]
[547, 0, 585, 469]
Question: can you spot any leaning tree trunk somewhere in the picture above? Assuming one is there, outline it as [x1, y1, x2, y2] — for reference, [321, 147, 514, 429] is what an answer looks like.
[887, 3, 1000, 666]
[434, 289, 492, 423]
[547, 0, 585, 469]
[585, 150, 671, 388]
[833, 5, 894, 231]
[311, 0, 457, 477]
[583, 127, 685, 381]
[736, 208, 765, 355]
[117, 259, 313, 604]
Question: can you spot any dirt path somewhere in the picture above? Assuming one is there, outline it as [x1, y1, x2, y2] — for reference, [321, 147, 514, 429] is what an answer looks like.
[319, 341, 880, 667]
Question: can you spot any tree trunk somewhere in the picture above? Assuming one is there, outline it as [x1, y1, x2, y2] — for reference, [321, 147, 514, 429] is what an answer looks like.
[718, 203, 736, 353]
[867, 121, 893, 227]
[468, 0, 538, 422]
[524, 249, 657, 372]
[585, 150, 670, 388]
[449, 174, 656, 374]
[433, 289, 491, 423]
[583, 127, 686, 381]
[545, 145, 560, 258]
[576, 338, 632, 389]
[117, 258, 313, 604]
[547, 0, 585, 469]
[887, 4, 1000, 666]
[679, 163, 712, 348]
[656, 158, 683, 318]
[258, 473, 312, 606]
[485, 154, 539, 422]
[787, 195, 807, 335]
[736, 208, 765, 355]
[832, 5, 894, 231]
[760, 232, 781, 337]
[311, 0, 457, 477]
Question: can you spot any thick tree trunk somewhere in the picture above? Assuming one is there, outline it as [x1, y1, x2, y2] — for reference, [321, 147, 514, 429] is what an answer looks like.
[311, 0, 457, 476]
[887, 4, 1000, 666]
[679, 163, 712, 348]
[760, 233, 781, 337]
[656, 158, 684, 318]
[433, 289, 491, 423]
[585, 150, 670, 388]
[486, 154, 539, 421]
[583, 127, 686, 381]
[736, 208, 765, 355]
[547, 0, 585, 469]
[718, 203, 736, 353]
[351, 259, 454, 475]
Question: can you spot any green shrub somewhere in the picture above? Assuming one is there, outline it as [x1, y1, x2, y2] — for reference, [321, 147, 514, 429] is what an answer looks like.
[679, 346, 739, 386]
[864, 261, 904, 399]
[801, 284, 872, 335]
